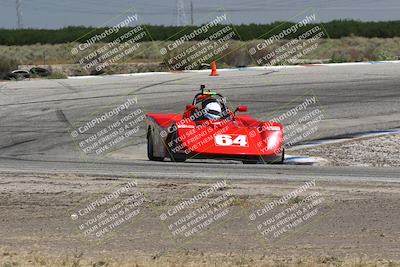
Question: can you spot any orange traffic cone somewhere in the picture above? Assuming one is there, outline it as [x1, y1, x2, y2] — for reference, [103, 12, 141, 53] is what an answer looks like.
[210, 61, 219, 76]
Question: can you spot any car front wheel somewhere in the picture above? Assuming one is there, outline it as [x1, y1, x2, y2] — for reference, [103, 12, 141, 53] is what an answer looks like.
[147, 130, 164, 161]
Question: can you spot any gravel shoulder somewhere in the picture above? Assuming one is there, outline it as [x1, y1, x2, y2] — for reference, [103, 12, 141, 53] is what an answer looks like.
[293, 134, 400, 167]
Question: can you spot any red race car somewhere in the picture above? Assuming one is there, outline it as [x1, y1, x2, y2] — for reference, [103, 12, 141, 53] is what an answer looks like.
[146, 85, 284, 164]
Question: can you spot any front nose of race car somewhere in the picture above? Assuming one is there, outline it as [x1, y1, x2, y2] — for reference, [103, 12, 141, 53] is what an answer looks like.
[174, 121, 283, 157]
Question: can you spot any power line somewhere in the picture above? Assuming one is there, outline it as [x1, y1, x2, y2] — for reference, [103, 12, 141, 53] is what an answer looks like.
[190, 1, 194, 25]
[176, 0, 187, 26]
[16, 0, 23, 28]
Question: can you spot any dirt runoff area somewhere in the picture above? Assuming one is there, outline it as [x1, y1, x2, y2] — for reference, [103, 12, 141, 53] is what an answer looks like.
[294, 134, 400, 167]
[1, 172, 400, 267]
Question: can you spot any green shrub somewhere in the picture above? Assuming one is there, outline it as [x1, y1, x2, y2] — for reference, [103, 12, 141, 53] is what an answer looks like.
[330, 51, 350, 63]
[46, 72, 68, 79]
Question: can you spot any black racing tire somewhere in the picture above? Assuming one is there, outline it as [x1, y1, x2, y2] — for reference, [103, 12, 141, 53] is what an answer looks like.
[242, 160, 258, 164]
[30, 67, 50, 77]
[168, 130, 187, 163]
[274, 148, 285, 164]
[147, 130, 164, 161]
[260, 148, 285, 164]
[2, 72, 15, 80]
[171, 154, 186, 162]
[6, 72, 29, 80]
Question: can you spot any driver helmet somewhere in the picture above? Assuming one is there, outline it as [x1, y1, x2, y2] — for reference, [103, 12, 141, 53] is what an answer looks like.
[204, 101, 222, 120]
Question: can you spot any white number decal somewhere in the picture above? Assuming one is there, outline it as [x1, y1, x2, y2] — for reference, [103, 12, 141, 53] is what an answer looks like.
[215, 134, 248, 147]
[233, 135, 247, 147]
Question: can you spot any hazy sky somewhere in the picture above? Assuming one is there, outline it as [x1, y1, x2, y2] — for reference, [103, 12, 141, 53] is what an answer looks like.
[1, 0, 399, 29]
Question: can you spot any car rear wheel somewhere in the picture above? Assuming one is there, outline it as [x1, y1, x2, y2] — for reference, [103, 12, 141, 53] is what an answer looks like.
[147, 130, 164, 161]
[260, 148, 285, 164]
[171, 154, 186, 162]
[168, 131, 186, 163]
[273, 148, 285, 164]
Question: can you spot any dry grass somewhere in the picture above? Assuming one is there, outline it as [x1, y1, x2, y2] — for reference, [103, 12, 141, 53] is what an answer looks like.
[0, 57, 19, 74]
[1, 37, 399, 77]
[0, 37, 399, 68]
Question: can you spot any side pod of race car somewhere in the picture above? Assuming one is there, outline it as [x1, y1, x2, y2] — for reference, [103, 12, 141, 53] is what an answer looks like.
[146, 85, 284, 164]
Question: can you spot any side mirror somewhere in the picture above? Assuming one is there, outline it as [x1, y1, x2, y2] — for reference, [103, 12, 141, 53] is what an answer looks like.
[235, 105, 248, 113]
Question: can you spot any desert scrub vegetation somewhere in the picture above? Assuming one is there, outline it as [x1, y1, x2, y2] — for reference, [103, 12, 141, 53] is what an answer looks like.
[0, 57, 19, 73]
[313, 36, 400, 62]
[1, 37, 399, 67]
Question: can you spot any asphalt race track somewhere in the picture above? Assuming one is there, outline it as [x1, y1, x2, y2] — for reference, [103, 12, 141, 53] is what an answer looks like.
[0, 63, 400, 181]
